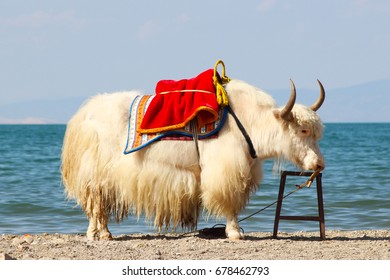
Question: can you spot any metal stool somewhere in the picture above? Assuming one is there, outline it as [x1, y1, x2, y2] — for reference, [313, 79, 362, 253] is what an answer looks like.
[273, 171, 325, 240]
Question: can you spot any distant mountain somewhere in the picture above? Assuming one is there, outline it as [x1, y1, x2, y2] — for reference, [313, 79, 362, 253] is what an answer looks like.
[263, 79, 390, 123]
[318, 80, 390, 122]
[0, 79, 389, 124]
[0, 97, 85, 124]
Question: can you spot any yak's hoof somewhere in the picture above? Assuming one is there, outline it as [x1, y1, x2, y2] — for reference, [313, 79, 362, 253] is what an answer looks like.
[226, 230, 245, 240]
[86, 230, 99, 241]
[86, 231, 112, 241]
[99, 231, 113, 240]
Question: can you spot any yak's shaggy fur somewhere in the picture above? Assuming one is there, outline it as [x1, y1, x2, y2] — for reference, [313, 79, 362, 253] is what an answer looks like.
[61, 79, 325, 240]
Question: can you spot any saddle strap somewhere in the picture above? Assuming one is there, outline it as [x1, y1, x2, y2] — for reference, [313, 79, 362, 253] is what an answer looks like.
[226, 105, 257, 159]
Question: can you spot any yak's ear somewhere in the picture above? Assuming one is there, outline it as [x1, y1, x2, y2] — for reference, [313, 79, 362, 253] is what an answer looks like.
[273, 109, 294, 122]
[273, 109, 282, 120]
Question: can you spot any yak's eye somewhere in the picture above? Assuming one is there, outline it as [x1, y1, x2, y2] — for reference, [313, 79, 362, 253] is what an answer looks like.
[300, 128, 310, 136]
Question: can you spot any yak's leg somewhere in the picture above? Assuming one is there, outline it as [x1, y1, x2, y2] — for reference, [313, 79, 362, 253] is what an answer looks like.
[225, 214, 244, 240]
[86, 215, 99, 241]
[86, 213, 112, 241]
[85, 192, 99, 240]
[200, 137, 253, 240]
[85, 191, 112, 240]
[86, 209, 112, 240]
[98, 211, 112, 240]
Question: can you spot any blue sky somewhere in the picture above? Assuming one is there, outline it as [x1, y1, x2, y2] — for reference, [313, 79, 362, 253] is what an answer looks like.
[1, 0, 390, 121]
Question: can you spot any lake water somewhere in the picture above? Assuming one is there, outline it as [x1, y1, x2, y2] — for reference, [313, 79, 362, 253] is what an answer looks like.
[0, 123, 389, 235]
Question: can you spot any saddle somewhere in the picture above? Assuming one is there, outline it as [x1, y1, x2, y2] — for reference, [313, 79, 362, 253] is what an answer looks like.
[124, 94, 227, 154]
[139, 69, 219, 133]
[124, 68, 228, 154]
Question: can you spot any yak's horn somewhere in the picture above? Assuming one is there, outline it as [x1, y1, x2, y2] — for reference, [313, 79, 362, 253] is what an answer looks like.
[280, 79, 296, 120]
[311, 80, 325, 111]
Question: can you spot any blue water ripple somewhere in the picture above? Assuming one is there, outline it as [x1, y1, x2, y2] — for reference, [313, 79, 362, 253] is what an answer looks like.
[0, 123, 389, 235]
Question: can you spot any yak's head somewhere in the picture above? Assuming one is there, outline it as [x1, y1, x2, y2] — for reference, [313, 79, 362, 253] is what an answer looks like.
[273, 80, 325, 171]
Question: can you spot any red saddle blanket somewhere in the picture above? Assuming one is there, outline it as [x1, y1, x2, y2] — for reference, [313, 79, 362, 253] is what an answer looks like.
[138, 69, 219, 133]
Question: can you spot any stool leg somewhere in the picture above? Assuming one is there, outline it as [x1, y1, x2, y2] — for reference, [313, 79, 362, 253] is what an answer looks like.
[273, 171, 287, 238]
[316, 174, 326, 240]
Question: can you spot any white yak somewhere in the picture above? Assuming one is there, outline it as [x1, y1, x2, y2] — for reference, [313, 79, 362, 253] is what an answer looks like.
[61, 76, 325, 240]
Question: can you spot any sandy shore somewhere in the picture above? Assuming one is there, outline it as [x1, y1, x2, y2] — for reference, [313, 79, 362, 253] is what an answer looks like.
[1, 230, 389, 260]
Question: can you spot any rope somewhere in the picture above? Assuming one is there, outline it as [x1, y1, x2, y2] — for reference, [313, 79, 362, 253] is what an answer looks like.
[239, 168, 322, 223]
[238, 183, 305, 223]
[213, 60, 257, 159]
[226, 105, 257, 159]
[179, 170, 322, 237]
[179, 184, 306, 238]
[213, 60, 230, 106]
[190, 118, 200, 158]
